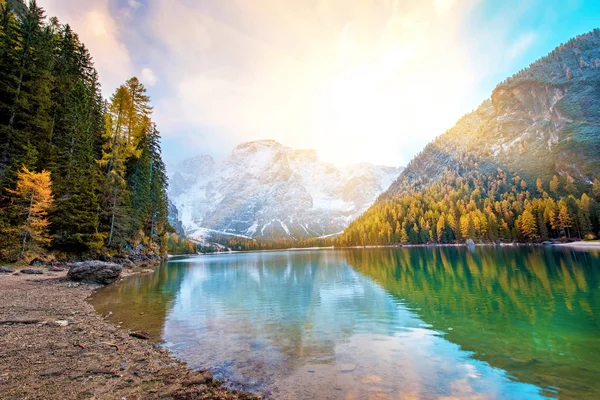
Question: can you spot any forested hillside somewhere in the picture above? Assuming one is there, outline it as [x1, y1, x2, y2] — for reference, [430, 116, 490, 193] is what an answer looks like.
[340, 30, 600, 245]
[0, 0, 171, 261]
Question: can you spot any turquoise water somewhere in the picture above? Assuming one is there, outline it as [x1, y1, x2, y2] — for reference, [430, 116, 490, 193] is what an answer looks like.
[92, 247, 600, 399]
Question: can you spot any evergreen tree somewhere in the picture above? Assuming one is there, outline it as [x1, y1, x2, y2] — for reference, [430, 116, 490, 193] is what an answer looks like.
[98, 86, 136, 248]
[2, 1, 53, 179]
[0, 1, 172, 260]
[48, 24, 102, 251]
[519, 210, 537, 240]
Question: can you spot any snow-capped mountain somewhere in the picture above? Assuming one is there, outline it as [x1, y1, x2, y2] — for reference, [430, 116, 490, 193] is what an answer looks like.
[168, 140, 402, 241]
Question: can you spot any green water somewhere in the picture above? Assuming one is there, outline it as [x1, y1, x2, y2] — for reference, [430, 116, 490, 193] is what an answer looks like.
[91, 247, 600, 399]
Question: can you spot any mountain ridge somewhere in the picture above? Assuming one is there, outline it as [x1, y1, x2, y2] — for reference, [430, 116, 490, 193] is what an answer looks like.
[383, 29, 600, 196]
[168, 139, 402, 242]
[341, 29, 600, 245]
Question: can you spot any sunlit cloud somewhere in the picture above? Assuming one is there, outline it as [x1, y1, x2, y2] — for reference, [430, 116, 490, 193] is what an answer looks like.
[141, 68, 158, 86]
[147, 0, 481, 166]
[37, 0, 600, 168]
[434, 0, 457, 15]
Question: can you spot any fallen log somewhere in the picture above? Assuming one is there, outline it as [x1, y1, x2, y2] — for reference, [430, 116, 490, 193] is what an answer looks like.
[0, 319, 42, 325]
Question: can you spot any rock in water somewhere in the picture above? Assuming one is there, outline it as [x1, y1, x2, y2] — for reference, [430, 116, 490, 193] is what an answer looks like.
[67, 261, 122, 285]
[183, 371, 213, 386]
[0, 267, 15, 273]
[338, 363, 357, 373]
[129, 331, 151, 340]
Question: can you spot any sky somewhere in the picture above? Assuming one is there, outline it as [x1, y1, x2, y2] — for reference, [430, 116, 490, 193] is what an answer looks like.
[39, 0, 600, 170]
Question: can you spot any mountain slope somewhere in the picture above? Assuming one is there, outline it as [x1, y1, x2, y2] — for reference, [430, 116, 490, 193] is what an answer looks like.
[387, 29, 600, 195]
[341, 29, 600, 245]
[169, 140, 401, 241]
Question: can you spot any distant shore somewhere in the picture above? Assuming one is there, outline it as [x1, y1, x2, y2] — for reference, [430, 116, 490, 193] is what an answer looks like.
[553, 241, 600, 250]
[176, 240, 600, 256]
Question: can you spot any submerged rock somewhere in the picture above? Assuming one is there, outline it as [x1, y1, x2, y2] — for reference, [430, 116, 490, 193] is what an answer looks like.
[129, 331, 151, 340]
[67, 261, 122, 285]
[0, 267, 15, 273]
[338, 363, 357, 373]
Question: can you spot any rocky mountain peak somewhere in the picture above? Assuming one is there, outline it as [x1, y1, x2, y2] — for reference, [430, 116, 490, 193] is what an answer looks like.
[382, 29, 600, 197]
[168, 141, 402, 242]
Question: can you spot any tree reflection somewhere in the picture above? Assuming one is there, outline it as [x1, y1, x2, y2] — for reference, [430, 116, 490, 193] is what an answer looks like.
[344, 247, 600, 398]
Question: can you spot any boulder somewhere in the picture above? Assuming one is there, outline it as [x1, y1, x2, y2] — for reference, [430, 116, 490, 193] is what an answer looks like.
[67, 261, 122, 285]
[129, 331, 151, 340]
[0, 267, 15, 273]
[338, 363, 357, 373]
[21, 269, 44, 275]
[48, 265, 65, 272]
[183, 371, 213, 386]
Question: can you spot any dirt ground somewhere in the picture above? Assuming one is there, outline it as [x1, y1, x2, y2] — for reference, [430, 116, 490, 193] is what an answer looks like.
[0, 270, 258, 400]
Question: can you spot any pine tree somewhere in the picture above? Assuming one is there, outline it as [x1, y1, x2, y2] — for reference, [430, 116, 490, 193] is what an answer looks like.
[0, 2, 21, 178]
[549, 175, 560, 195]
[519, 210, 537, 240]
[535, 178, 544, 195]
[2, 1, 53, 177]
[557, 202, 573, 238]
[593, 178, 600, 199]
[436, 215, 446, 242]
[0, 2, 172, 260]
[48, 24, 102, 250]
[146, 123, 171, 252]
[98, 86, 136, 247]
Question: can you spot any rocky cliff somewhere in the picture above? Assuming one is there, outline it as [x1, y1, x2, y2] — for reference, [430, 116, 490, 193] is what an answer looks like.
[385, 29, 600, 196]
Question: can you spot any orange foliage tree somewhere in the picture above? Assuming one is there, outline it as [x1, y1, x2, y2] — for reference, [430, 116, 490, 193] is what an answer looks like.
[8, 167, 54, 258]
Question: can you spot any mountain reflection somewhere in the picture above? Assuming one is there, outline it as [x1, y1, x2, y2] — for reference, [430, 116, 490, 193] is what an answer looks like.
[91, 248, 600, 399]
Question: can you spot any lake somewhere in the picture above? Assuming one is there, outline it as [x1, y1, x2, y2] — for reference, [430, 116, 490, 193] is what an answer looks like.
[91, 247, 600, 399]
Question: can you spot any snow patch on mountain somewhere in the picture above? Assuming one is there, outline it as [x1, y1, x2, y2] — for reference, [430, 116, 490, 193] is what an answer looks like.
[168, 140, 401, 240]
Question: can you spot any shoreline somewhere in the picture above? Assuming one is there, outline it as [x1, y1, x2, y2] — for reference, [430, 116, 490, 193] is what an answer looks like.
[176, 240, 600, 256]
[2, 239, 596, 398]
[553, 241, 600, 250]
[0, 268, 257, 400]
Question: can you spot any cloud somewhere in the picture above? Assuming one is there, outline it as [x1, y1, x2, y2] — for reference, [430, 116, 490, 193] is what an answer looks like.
[128, 0, 141, 10]
[434, 0, 456, 15]
[147, 0, 482, 166]
[506, 32, 537, 61]
[141, 68, 158, 86]
[40, 0, 134, 94]
[38, 0, 559, 168]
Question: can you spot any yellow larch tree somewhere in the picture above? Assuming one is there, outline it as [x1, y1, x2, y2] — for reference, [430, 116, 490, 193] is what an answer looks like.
[8, 167, 54, 258]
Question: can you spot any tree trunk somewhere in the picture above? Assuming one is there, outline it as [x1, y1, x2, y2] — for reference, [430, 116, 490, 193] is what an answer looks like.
[149, 159, 154, 240]
[107, 188, 117, 247]
[105, 105, 123, 178]
[20, 193, 34, 258]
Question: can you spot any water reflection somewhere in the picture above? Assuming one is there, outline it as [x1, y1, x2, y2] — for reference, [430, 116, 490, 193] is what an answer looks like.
[92, 248, 600, 399]
[345, 247, 600, 399]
